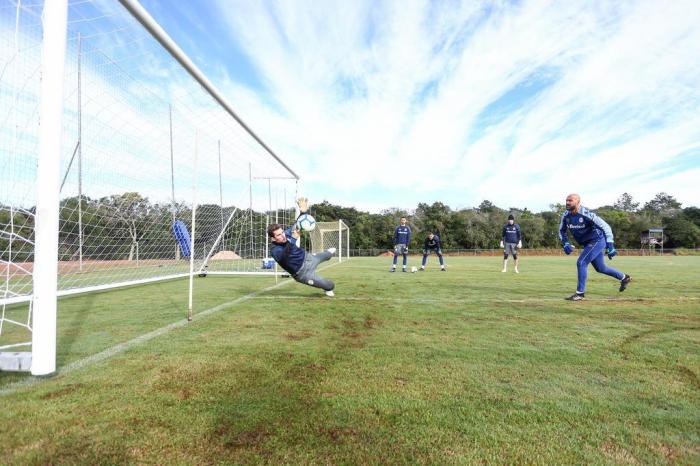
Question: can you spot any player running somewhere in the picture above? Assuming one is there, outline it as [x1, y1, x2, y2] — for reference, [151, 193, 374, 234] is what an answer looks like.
[559, 193, 631, 301]
[500, 214, 522, 273]
[390, 217, 411, 272]
[268, 198, 336, 297]
[420, 232, 446, 271]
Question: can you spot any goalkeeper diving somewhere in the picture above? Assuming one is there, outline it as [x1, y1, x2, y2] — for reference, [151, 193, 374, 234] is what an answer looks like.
[268, 197, 336, 297]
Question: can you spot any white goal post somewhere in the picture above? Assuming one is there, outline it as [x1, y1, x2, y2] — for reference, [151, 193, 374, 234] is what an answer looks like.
[1, 0, 298, 374]
[309, 220, 350, 262]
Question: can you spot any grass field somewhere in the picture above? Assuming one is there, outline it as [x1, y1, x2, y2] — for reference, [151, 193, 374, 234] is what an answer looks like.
[1, 256, 699, 464]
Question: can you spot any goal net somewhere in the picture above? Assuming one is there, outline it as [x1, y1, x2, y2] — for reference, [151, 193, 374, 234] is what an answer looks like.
[1, 0, 298, 374]
[309, 221, 350, 262]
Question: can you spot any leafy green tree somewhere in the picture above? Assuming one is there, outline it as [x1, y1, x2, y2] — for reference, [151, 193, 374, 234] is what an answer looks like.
[682, 207, 700, 228]
[643, 192, 682, 216]
[99, 192, 153, 261]
[613, 193, 639, 212]
[1, 205, 35, 262]
[596, 208, 632, 248]
[518, 216, 546, 247]
[663, 216, 700, 248]
[478, 200, 496, 213]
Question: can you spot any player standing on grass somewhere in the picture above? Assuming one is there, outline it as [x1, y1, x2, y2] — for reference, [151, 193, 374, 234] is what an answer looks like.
[500, 214, 522, 273]
[559, 193, 631, 301]
[390, 217, 411, 272]
[268, 198, 336, 297]
[420, 232, 446, 271]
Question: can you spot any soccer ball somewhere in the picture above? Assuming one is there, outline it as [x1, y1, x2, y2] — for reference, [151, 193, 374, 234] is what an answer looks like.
[411, 266, 417, 273]
[297, 213, 316, 231]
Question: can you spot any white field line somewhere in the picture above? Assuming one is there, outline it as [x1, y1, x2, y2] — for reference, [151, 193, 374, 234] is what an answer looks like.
[0, 261, 340, 396]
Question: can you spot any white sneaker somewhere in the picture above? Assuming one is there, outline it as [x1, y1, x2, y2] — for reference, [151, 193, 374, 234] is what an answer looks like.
[501, 268, 507, 273]
[514, 268, 519, 274]
[325, 290, 335, 297]
[327, 247, 337, 254]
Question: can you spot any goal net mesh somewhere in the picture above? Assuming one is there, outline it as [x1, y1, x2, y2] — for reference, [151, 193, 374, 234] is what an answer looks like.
[1, 0, 297, 365]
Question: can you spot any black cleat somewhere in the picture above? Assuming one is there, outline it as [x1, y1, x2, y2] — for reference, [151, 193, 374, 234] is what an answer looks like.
[402, 269, 408, 272]
[565, 292, 585, 301]
[441, 268, 446, 272]
[619, 274, 631, 292]
[389, 268, 395, 273]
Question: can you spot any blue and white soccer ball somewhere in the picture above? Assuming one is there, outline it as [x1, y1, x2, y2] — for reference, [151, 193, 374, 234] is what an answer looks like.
[296, 213, 316, 231]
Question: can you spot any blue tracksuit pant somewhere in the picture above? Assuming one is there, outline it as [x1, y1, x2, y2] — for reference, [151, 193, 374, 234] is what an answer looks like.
[576, 237, 624, 293]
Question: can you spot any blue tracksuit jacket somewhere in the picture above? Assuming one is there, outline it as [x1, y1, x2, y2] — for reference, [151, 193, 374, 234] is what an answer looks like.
[559, 206, 614, 246]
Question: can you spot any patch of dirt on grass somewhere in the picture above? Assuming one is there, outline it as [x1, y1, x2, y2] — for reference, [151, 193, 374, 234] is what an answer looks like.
[338, 338, 366, 349]
[341, 319, 357, 329]
[285, 361, 328, 384]
[363, 315, 381, 329]
[213, 424, 270, 450]
[319, 426, 358, 443]
[676, 365, 700, 390]
[305, 363, 327, 372]
[601, 442, 638, 464]
[40, 383, 85, 399]
[284, 330, 315, 340]
[652, 444, 678, 463]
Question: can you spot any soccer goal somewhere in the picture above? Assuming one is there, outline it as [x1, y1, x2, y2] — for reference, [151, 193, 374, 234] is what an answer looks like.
[309, 220, 350, 262]
[0, 0, 298, 374]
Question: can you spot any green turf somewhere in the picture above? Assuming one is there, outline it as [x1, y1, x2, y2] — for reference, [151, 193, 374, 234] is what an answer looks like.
[1, 256, 699, 464]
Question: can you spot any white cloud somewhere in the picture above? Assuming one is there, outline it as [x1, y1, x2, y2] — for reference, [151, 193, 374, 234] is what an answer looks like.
[206, 0, 700, 211]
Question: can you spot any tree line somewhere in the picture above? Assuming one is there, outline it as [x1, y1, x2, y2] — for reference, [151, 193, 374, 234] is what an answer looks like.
[310, 192, 700, 251]
[2, 191, 698, 263]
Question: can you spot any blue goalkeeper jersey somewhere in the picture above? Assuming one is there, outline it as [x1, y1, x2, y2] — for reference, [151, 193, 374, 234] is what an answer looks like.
[271, 226, 306, 275]
[502, 224, 521, 244]
[394, 225, 411, 245]
[559, 206, 614, 246]
[424, 235, 442, 250]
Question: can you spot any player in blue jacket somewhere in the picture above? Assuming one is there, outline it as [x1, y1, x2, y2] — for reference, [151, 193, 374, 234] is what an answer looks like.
[420, 232, 446, 271]
[390, 217, 411, 272]
[268, 198, 336, 296]
[500, 214, 522, 273]
[559, 193, 631, 301]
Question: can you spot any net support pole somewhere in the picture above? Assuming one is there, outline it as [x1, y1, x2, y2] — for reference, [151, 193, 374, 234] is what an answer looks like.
[338, 219, 342, 263]
[218, 140, 224, 235]
[265, 179, 271, 259]
[32, 0, 68, 376]
[169, 105, 179, 261]
[77, 33, 84, 272]
[187, 132, 198, 322]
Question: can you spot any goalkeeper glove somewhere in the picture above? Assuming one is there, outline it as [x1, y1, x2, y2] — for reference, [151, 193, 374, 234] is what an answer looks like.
[563, 242, 574, 255]
[517, 240, 522, 248]
[606, 242, 617, 259]
[296, 197, 309, 213]
[499, 241, 504, 248]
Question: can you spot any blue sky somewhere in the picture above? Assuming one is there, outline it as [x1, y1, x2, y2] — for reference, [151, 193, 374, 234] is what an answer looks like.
[5, 0, 700, 212]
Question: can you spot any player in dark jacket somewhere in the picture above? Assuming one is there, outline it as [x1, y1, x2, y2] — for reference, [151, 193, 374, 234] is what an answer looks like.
[420, 232, 445, 271]
[390, 217, 411, 272]
[500, 214, 522, 273]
